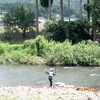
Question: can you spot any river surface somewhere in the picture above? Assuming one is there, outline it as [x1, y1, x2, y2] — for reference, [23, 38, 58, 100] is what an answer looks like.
[0, 65, 100, 88]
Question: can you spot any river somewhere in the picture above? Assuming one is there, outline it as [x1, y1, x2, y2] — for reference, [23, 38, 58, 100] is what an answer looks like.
[0, 65, 100, 88]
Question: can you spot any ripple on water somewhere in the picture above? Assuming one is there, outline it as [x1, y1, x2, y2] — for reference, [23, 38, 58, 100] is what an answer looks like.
[90, 73, 100, 76]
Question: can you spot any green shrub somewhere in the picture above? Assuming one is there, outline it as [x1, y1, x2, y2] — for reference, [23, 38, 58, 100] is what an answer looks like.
[43, 20, 67, 42]
[31, 56, 40, 65]
[44, 39, 100, 66]
[0, 45, 4, 55]
[34, 35, 48, 56]
[23, 40, 37, 55]
[42, 20, 91, 43]
[43, 40, 57, 65]
[44, 40, 73, 65]
[23, 39, 34, 48]
[0, 36, 100, 66]
[73, 40, 100, 66]
[44, 20, 57, 32]
[0, 53, 13, 64]
[11, 51, 24, 62]
[19, 54, 39, 65]
[60, 40, 74, 65]
[6, 44, 22, 52]
[23, 36, 48, 56]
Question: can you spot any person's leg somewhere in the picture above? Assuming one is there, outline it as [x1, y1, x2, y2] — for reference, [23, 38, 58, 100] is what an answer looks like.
[49, 76, 53, 87]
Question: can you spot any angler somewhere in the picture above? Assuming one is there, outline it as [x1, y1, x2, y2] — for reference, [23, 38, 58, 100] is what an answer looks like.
[46, 68, 56, 87]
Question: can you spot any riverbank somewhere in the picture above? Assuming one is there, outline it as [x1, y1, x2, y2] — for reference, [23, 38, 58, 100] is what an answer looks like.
[0, 36, 100, 67]
[0, 83, 100, 100]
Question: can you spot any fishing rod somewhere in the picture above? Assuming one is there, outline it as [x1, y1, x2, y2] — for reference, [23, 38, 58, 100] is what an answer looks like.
[55, 64, 56, 74]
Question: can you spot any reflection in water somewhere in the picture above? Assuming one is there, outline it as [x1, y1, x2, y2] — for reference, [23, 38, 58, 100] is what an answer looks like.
[0, 65, 100, 88]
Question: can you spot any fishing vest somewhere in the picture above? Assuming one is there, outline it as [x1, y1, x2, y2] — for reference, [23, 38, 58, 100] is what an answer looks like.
[49, 72, 54, 76]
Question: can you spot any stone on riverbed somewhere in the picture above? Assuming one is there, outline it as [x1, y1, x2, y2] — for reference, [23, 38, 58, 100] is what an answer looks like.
[0, 83, 99, 100]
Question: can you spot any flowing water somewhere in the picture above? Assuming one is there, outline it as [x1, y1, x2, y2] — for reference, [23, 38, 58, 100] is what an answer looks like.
[0, 65, 100, 88]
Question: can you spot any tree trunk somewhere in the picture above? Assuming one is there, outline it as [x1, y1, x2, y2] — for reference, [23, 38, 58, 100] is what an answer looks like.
[92, 11, 96, 41]
[60, 0, 64, 20]
[49, 0, 52, 20]
[92, 28, 96, 41]
[46, 8, 48, 19]
[22, 29, 26, 38]
[87, 0, 90, 21]
[68, 0, 70, 21]
[87, 0, 90, 34]
[35, 0, 39, 37]
[92, 13, 96, 41]
[80, 0, 83, 20]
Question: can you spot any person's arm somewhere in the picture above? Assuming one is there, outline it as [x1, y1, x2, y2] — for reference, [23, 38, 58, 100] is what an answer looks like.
[46, 71, 49, 74]
[53, 73, 56, 76]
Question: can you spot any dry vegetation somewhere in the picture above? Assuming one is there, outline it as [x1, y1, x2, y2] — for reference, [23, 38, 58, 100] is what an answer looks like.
[0, 26, 44, 42]
[0, 27, 5, 33]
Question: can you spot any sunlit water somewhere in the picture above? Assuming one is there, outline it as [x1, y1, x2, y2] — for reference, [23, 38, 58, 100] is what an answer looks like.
[0, 65, 100, 88]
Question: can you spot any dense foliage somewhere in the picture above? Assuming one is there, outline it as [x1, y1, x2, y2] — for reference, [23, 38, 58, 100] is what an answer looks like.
[42, 20, 91, 43]
[0, 36, 100, 66]
[91, 0, 100, 32]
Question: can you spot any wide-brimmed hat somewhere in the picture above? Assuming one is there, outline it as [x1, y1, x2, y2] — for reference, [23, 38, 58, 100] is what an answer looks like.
[50, 68, 53, 71]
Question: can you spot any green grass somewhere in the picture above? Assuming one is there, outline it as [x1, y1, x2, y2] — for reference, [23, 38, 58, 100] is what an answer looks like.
[0, 96, 59, 100]
[0, 97, 21, 100]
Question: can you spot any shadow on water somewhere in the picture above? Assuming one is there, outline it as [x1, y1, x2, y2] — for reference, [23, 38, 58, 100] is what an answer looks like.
[0, 65, 100, 88]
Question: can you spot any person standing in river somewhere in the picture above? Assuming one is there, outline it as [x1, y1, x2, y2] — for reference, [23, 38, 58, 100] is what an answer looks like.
[46, 68, 56, 87]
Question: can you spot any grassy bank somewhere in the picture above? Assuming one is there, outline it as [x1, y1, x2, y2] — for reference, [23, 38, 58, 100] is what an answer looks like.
[0, 35, 100, 66]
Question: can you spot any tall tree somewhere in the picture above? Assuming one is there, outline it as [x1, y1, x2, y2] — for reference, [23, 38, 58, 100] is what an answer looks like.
[91, 0, 100, 41]
[87, 0, 90, 21]
[60, 0, 64, 20]
[35, 0, 39, 36]
[3, 6, 35, 38]
[40, 0, 53, 19]
[49, 0, 52, 20]
[84, 0, 91, 21]
[68, 0, 70, 21]
[80, 0, 83, 19]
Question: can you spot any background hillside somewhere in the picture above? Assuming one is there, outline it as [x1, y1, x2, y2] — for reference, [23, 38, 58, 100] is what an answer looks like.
[0, 0, 29, 3]
[0, 0, 87, 19]
[0, 0, 86, 9]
